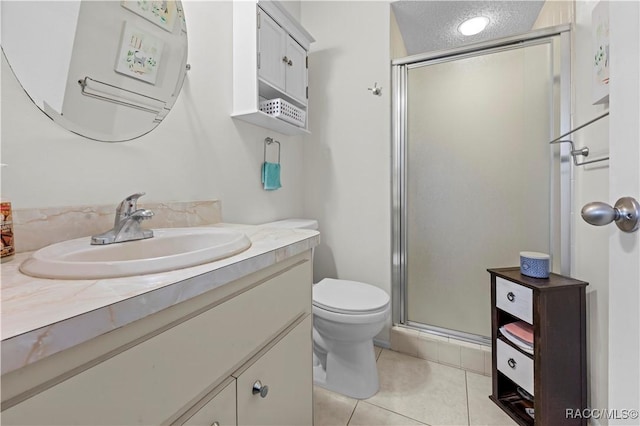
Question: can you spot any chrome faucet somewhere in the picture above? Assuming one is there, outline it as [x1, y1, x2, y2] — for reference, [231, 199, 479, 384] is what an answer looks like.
[91, 193, 154, 245]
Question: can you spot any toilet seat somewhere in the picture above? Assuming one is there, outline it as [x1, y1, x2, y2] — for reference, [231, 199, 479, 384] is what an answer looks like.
[313, 278, 390, 315]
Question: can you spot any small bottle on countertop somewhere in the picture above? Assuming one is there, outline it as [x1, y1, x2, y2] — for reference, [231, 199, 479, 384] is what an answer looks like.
[1, 164, 14, 262]
[1, 200, 14, 262]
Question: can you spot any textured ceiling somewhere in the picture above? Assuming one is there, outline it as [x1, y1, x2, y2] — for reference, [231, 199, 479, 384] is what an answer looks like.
[391, 1, 546, 55]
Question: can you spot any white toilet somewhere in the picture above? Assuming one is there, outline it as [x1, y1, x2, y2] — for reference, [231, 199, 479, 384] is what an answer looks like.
[261, 219, 390, 399]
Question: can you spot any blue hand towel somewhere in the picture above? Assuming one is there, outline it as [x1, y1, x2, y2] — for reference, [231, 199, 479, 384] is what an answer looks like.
[261, 161, 282, 190]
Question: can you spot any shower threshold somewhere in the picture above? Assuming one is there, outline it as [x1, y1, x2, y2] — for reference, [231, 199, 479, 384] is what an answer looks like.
[403, 321, 491, 347]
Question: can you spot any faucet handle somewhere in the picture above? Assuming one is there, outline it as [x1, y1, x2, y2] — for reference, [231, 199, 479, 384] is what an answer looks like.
[115, 192, 146, 223]
[124, 192, 145, 203]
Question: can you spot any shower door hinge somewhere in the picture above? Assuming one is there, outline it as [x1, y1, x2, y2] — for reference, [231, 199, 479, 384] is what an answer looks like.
[306, 56, 308, 69]
[257, 11, 261, 29]
[306, 86, 308, 99]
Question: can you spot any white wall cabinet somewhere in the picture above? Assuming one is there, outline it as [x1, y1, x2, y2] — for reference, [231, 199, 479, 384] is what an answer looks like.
[1, 254, 313, 426]
[233, 1, 314, 135]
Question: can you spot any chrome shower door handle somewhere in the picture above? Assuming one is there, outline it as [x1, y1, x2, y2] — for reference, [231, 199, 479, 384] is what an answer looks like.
[581, 197, 640, 233]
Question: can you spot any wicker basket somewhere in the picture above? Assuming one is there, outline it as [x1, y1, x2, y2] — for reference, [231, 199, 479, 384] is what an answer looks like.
[259, 98, 306, 127]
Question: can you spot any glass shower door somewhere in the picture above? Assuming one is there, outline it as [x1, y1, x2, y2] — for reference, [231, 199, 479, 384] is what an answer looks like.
[404, 40, 561, 339]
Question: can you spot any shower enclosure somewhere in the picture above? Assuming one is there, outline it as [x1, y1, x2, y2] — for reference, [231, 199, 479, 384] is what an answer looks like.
[392, 26, 571, 342]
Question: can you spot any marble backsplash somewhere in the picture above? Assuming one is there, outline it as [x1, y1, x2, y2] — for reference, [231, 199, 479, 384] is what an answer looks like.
[12, 200, 222, 253]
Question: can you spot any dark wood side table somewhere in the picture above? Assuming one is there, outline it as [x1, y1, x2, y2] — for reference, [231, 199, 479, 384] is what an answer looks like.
[488, 267, 588, 426]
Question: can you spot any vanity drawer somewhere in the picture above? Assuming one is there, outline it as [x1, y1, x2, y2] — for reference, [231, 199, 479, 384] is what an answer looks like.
[181, 378, 236, 426]
[496, 277, 533, 324]
[1, 260, 311, 426]
[496, 339, 534, 396]
[235, 315, 313, 426]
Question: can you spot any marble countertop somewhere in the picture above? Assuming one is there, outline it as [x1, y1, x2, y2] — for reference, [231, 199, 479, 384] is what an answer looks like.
[0, 224, 320, 375]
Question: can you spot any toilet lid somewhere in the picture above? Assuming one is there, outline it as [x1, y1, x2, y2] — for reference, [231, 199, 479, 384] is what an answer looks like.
[313, 278, 390, 314]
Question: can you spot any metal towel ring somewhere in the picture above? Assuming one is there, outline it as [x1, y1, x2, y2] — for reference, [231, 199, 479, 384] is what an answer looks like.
[264, 137, 281, 164]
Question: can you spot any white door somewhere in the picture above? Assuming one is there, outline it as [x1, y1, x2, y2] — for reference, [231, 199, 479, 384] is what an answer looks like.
[285, 36, 307, 104]
[607, 2, 640, 422]
[258, 8, 286, 91]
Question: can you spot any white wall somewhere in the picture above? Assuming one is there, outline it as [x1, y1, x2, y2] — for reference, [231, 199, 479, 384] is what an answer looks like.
[300, 1, 392, 341]
[1, 1, 305, 225]
[533, 0, 573, 28]
[390, 9, 408, 59]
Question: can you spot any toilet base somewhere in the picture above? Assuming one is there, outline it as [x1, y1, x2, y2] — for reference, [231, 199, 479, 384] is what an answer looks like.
[312, 339, 380, 399]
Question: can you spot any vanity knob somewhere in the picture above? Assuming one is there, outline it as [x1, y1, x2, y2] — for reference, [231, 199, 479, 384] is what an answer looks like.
[507, 292, 515, 302]
[508, 358, 517, 369]
[252, 380, 269, 398]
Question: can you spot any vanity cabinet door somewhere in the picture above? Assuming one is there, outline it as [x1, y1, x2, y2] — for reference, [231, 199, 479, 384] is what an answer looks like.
[235, 315, 312, 426]
[181, 379, 236, 426]
[258, 9, 287, 91]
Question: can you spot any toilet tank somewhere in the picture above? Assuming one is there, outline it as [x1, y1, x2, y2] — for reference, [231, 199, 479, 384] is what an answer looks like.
[260, 219, 318, 230]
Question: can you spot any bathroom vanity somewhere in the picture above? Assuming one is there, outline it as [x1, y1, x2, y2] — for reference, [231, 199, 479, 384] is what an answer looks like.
[1, 224, 318, 425]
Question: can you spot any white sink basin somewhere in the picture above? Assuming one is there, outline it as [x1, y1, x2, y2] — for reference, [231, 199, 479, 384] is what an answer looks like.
[20, 227, 252, 280]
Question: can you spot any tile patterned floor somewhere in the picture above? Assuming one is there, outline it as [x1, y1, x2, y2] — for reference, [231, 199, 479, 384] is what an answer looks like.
[314, 347, 517, 426]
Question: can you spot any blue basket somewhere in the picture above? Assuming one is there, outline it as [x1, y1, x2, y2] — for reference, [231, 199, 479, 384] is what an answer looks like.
[520, 251, 550, 278]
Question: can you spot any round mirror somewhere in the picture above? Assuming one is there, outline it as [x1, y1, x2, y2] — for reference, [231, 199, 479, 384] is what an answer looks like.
[1, 1, 188, 142]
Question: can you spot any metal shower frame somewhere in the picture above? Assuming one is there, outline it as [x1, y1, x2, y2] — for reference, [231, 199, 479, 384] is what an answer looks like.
[391, 25, 573, 342]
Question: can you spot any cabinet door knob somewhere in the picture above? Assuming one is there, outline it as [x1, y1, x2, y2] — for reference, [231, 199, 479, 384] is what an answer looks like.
[252, 380, 269, 398]
[282, 56, 293, 66]
[508, 358, 517, 369]
[507, 292, 515, 302]
[210, 422, 220, 426]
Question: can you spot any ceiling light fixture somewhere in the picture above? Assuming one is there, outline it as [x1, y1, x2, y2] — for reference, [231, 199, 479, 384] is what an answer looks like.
[458, 16, 490, 36]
